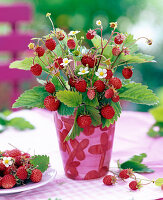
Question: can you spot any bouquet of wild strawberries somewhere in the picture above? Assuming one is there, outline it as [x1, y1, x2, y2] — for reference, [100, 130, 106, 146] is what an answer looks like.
[10, 13, 158, 140]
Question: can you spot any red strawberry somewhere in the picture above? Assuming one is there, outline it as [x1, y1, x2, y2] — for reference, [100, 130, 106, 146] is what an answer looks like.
[69, 77, 76, 87]
[86, 29, 96, 40]
[2, 150, 10, 157]
[67, 39, 76, 49]
[105, 69, 113, 80]
[101, 105, 115, 119]
[14, 156, 22, 166]
[109, 77, 122, 89]
[45, 82, 56, 93]
[87, 55, 97, 68]
[44, 96, 60, 111]
[3, 166, 12, 175]
[45, 38, 56, 51]
[111, 94, 120, 102]
[93, 80, 105, 92]
[0, 160, 6, 171]
[35, 46, 45, 57]
[122, 67, 133, 79]
[87, 88, 96, 100]
[30, 64, 42, 76]
[9, 149, 21, 157]
[75, 79, 87, 92]
[54, 57, 64, 69]
[81, 55, 88, 66]
[103, 175, 116, 185]
[0, 177, 2, 187]
[129, 181, 140, 190]
[105, 88, 114, 99]
[30, 169, 42, 183]
[114, 33, 125, 45]
[119, 169, 130, 179]
[56, 30, 65, 41]
[22, 153, 31, 159]
[77, 115, 92, 128]
[112, 46, 121, 56]
[1, 174, 16, 189]
[16, 166, 28, 180]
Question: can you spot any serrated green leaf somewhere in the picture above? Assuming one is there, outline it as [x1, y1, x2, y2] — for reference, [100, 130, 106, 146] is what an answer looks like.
[129, 153, 147, 163]
[7, 117, 34, 130]
[120, 161, 154, 173]
[51, 76, 66, 91]
[30, 155, 50, 172]
[114, 52, 155, 66]
[56, 90, 82, 107]
[9, 54, 54, 72]
[57, 103, 75, 116]
[12, 86, 49, 109]
[155, 178, 163, 186]
[85, 105, 101, 126]
[123, 33, 139, 54]
[101, 101, 121, 128]
[82, 92, 99, 107]
[118, 82, 159, 105]
[149, 106, 163, 122]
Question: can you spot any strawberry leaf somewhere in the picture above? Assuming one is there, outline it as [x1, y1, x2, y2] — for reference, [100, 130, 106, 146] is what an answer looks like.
[56, 90, 82, 107]
[82, 92, 99, 107]
[12, 86, 49, 109]
[120, 153, 154, 173]
[51, 76, 66, 91]
[118, 82, 159, 105]
[57, 103, 75, 116]
[120, 161, 154, 173]
[7, 117, 34, 130]
[30, 155, 50, 172]
[9, 54, 54, 73]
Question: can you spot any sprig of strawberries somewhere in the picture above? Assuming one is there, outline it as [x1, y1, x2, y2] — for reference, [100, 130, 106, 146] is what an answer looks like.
[0, 149, 49, 189]
[103, 168, 163, 191]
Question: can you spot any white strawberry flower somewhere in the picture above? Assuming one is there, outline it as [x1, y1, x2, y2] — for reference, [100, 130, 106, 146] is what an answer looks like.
[68, 31, 80, 36]
[78, 67, 89, 75]
[96, 20, 102, 26]
[95, 68, 107, 79]
[3, 157, 13, 167]
[60, 58, 72, 66]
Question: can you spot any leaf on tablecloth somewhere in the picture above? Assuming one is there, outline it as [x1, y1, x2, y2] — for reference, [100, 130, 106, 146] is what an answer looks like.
[120, 153, 154, 173]
[30, 155, 50, 172]
[7, 117, 35, 130]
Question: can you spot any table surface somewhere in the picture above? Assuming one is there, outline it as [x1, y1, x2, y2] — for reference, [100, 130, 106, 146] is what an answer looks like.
[0, 109, 163, 200]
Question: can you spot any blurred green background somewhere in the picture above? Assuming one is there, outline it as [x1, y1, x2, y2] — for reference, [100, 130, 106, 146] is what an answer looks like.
[0, 0, 163, 111]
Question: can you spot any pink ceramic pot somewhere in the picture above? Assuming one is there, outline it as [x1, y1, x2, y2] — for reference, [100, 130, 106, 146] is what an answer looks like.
[54, 111, 115, 180]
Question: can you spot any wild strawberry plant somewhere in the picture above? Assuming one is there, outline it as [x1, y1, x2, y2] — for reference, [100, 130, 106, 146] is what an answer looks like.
[10, 13, 159, 140]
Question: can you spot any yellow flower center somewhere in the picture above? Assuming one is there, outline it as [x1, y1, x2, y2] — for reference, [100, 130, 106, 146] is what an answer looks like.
[99, 72, 104, 76]
[5, 160, 9, 164]
[64, 60, 69, 64]
[72, 31, 76, 34]
[81, 70, 86, 73]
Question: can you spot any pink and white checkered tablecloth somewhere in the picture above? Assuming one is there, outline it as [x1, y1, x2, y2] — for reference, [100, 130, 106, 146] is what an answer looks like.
[0, 109, 163, 200]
